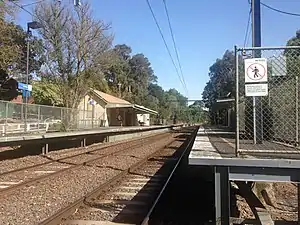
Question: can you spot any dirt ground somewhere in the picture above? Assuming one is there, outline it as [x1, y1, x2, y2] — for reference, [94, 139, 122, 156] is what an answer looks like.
[236, 182, 298, 222]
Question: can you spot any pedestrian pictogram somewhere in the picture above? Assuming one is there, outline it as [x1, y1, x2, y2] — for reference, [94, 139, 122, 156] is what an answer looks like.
[244, 58, 268, 83]
[252, 66, 259, 78]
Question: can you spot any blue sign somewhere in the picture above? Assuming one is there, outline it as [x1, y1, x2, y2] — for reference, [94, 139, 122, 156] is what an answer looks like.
[18, 82, 32, 91]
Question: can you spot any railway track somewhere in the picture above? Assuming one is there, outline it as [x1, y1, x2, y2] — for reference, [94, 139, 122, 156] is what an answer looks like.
[1, 128, 193, 225]
[0, 132, 171, 196]
[38, 127, 197, 225]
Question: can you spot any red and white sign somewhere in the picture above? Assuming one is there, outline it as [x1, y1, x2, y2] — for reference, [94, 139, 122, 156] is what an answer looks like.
[244, 58, 268, 83]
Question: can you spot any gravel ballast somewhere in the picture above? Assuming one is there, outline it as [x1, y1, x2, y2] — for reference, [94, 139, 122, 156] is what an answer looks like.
[0, 132, 178, 225]
[0, 133, 170, 191]
[0, 132, 170, 174]
[66, 138, 187, 223]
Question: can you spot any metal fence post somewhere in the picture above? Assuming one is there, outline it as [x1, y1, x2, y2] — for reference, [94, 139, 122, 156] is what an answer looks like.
[21, 103, 24, 132]
[92, 105, 95, 128]
[24, 100, 28, 133]
[38, 105, 41, 130]
[296, 75, 299, 146]
[84, 109, 86, 128]
[253, 97, 257, 144]
[4, 102, 8, 136]
[60, 107, 63, 127]
[235, 46, 239, 156]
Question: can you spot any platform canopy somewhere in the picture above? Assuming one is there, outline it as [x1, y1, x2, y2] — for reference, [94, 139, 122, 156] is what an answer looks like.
[105, 103, 158, 115]
[132, 104, 158, 115]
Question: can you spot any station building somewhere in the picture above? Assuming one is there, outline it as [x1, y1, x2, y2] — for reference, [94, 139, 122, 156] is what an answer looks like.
[78, 89, 158, 127]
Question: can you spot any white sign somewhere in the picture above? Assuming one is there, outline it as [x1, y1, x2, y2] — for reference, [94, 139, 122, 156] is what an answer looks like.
[245, 83, 268, 97]
[244, 58, 268, 83]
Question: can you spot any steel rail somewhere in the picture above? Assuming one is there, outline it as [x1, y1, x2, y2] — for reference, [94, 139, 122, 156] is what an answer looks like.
[0, 132, 172, 197]
[38, 138, 180, 225]
[140, 126, 198, 225]
[0, 131, 169, 176]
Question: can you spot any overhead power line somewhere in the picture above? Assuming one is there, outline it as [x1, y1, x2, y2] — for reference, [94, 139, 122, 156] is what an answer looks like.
[244, 7, 252, 47]
[22, 0, 47, 8]
[145, 0, 187, 96]
[9, 0, 35, 17]
[261, 2, 300, 17]
[10, 0, 80, 17]
[162, 0, 188, 96]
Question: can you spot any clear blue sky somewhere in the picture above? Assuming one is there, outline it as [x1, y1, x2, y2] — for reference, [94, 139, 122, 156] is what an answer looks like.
[16, 0, 300, 100]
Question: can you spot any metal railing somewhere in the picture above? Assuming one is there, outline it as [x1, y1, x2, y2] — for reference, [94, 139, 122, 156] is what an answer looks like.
[0, 100, 105, 136]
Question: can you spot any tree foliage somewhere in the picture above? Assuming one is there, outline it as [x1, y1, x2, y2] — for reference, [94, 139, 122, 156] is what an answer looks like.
[34, 1, 113, 109]
[32, 80, 63, 106]
[0, 1, 43, 100]
[0, 20, 22, 74]
[0, 1, 208, 124]
[202, 50, 235, 124]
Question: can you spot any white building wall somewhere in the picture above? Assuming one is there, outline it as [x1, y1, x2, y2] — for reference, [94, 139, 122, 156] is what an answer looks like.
[78, 95, 107, 127]
[137, 113, 150, 126]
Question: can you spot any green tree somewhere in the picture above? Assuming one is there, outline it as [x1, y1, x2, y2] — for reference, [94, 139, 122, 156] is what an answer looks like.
[0, 0, 20, 74]
[202, 50, 235, 123]
[32, 79, 63, 106]
[34, 1, 113, 109]
[0, 20, 22, 74]
[104, 44, 133, 97]
[128, 53, 157, 105]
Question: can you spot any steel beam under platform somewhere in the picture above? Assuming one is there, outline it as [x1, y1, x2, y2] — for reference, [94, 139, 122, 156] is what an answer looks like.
[215, 166, 230, 225]
[189, 126, 300, 224]
[213, 165, 300, 224]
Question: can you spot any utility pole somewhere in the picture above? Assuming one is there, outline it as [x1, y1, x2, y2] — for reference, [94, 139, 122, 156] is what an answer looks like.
[251, 0, 263, 144]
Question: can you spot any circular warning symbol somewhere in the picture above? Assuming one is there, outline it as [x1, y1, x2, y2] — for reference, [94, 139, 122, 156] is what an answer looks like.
[246, 63, 266, 81]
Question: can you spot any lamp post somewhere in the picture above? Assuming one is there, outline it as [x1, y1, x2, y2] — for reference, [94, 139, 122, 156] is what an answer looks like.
[24, 21, 42, 131]
[26, 21, 42, 94]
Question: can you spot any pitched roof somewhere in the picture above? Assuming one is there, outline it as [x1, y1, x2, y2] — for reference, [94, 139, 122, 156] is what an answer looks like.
[91, 89, 131, 105]
[90, 89, 158, 114]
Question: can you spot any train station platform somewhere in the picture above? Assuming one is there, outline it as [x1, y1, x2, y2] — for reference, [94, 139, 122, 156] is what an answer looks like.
[188, 126, 300, 225]
[189, 126, 300, 162]
[0, 125, 182, 155]
[0, 125, 176, 145]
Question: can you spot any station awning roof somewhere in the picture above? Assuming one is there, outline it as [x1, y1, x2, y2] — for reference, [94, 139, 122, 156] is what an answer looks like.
[106, 103, 158, 115]
[133, 104, 158, 115]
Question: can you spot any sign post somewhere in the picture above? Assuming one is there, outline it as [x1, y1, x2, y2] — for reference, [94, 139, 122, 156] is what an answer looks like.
[18, 82, 33, 132]
[244, 58, 268, 144]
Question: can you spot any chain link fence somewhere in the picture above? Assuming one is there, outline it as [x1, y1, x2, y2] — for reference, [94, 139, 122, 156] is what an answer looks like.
[236, 46, 300, 154]
[0, 100, 104, 136]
